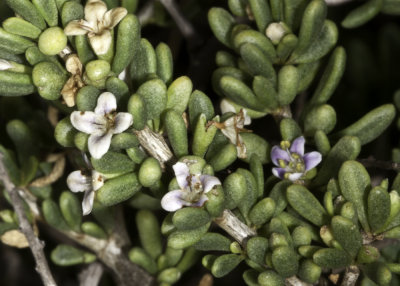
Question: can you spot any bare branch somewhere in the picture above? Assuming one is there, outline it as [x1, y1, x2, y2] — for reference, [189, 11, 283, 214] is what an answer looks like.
[340, 266, 360, 286]
[0, 153, 57, 286]
[79, 262, 104, 286]
[214, 209, 256, 246]
[135, 126, 174, 168]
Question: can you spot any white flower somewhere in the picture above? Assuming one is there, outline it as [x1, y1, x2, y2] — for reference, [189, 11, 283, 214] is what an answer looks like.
[215, 102, 252, 159]
[70, 92, 133, 159]
[220, 99, 252, 125]
[161, 162, 221, 212]
[64, 0, 127, 55]
[0, 59, 12, 71]
[265, 22, 287, 45]
[67, 170, 105, 215]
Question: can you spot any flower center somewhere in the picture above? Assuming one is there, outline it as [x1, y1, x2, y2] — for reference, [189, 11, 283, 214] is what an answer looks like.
[104, 111, 117, 130]
[183, 175, 204, 203]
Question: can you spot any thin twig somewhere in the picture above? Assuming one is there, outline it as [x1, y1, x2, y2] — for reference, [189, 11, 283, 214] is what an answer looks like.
[0, 153, 57, 286]
[137, 0, 155, 25]
[158, 0, 201, 47]
[79, 262, 104, 286]
[358, 157, 400, 171]
[340, 266, 360, 286]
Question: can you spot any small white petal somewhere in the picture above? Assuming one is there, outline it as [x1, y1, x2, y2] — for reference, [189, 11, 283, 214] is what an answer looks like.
[82, 189, 95, 215]
[89, 30, 112, 55]
[91, 171, 105, 191]
[64, 20, 92, 35]
[85, 0, 108, 27]
[221, 125, 238, 145]
[200, 175, 221, 193]
[95, 92, 117, 115]
[70, 111, 107, 134]
[0, 59, 13, 71]
[288, 173, 303, 181]
[161, 190, 187, 212]
[112, 112, 133, 134]
[173, 162, 190, 189]
[67, 171, 92, 193]
[220, 99, 236, 114]
[103, 7, 127, 29]
[88, 131, 113, 159]
[118, 69, 127, 81]
[242, 109, 251, 125]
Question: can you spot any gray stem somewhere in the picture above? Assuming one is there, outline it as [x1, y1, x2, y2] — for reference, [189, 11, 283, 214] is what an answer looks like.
[135, 126, 174, 168]
[285, 276, 312, 286]
[0, 153, 57, 286]
[340, 266, 360, 286]
[79, 262, 104, 286]
[214, 209, 256, 245]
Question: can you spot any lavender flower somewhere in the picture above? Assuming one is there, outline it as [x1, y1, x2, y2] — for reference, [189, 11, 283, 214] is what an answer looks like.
[67, 170, 105, 215]
[161, 162, 221, 212]
[271, 136, 322, 182]
[70, 92, 133, 159]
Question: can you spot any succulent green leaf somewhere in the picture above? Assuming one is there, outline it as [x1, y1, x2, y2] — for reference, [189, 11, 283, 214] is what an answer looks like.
[341, 0, 383, 29]
[211, 254, 243, 278]
[313, 248, 351, 268]
[194, 232, 231, 252]
[333, 104, 396, 145]
[339, 160, 371, 231]
[287, 185, 329, 226]
[331, 216, 362, 258]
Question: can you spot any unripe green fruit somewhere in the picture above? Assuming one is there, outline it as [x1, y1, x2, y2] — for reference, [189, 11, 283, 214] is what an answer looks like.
[86, 60, 111, 82]
[38, 27, 67, 56]
[32, 61, 67, 100]
[138, 157, 162, 187]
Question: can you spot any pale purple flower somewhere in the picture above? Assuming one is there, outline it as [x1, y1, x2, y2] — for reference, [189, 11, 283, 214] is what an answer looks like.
[67, 170, 105, 215]
[70, 92, 133, 159]
[161, 162, 221, 212]
[271, 136, 322, 182]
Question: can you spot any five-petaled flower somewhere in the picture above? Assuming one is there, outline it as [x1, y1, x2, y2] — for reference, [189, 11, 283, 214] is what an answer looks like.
[64, 0, 127, 55]
[67, 170, 105, 215]
[161, 162, 221, 212]
[70, 92, 133, 159]
[271, 136, 322, 182]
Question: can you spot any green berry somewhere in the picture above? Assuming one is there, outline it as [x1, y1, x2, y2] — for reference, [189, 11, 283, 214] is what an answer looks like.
[38, 27, 67, 56]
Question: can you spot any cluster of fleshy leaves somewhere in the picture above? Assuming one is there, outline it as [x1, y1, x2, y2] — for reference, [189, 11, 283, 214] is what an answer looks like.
[0, 0, 400, 286]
